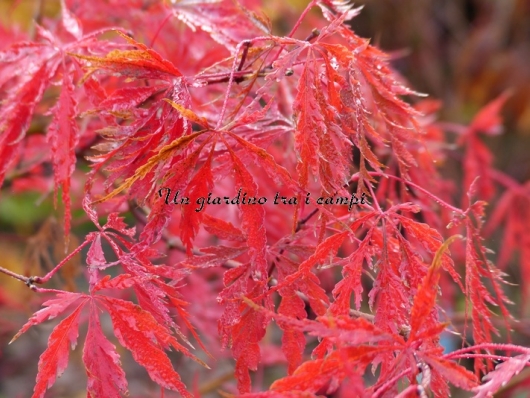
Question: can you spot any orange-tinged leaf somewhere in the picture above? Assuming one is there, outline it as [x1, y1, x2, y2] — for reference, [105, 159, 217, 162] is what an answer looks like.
[163, 98, 210, 129]
[271, 346, 382, 393]
[409, 235, 461, 340]
[72, 30, 182, 79]
[91, 130, 205, 204]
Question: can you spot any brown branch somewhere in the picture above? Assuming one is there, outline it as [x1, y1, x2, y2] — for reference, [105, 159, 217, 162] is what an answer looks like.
[198, 371, 235, 395]
[237, 40, 251, 71]
[0, 265, 31, 285]
[199, 70, 270, 85]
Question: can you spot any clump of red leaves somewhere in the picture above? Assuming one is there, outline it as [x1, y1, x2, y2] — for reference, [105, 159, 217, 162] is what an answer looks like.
[0, 0, 529, 397]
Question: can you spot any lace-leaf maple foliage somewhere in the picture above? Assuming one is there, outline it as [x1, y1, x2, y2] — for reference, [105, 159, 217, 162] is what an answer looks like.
[1, 0, 529, 397]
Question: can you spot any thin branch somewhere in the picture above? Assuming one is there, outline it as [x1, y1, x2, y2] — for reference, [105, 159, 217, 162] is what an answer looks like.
[0, 238, 90, 290]
[351, 172, 465, 215]
[0, 265, 30, 285]
[237, 40, 251, 71]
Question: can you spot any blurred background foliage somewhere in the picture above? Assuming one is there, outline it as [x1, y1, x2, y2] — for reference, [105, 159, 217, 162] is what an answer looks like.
[0, 0, 529, 397]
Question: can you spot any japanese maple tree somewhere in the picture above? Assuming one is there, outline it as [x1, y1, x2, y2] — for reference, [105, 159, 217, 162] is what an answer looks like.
[1, 0, 529, 397]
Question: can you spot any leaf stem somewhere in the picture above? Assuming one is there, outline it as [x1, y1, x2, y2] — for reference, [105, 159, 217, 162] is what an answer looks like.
[372, 367, 413, 398]
[216, 36, 273, 129]
[286, 0, 318, 40]
[38, 238, 92, 284]
[149, 11, 173, 48]
[353, 172, 465, 215]
[443, 343, 530, 359]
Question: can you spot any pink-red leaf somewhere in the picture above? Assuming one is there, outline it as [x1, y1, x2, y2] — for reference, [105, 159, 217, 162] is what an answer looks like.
[83, 306, 128, 398]
[472, 353, 530, 398]
[47, 70, 79, 239]
[97, 296, 195, 397]
[32, 304, 83, 398]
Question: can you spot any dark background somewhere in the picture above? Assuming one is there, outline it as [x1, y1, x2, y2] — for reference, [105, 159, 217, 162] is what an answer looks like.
[348, 0, 530, 181]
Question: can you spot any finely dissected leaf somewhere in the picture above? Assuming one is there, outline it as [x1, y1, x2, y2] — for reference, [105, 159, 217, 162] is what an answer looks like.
[397, 216, 463, 290]
[224, 130, 298, 190]
[218, 275, 270, 393]
[93, 274, 139, 292]
[332, 227, 374, 314]
[181, 245, 247, 268]
[277, 231, 348, 289]
[3, 1, 530, 397]
[32, 304, 84, 398]
[224, 137, 268, 281]
[47, 70, 79, 239]
[163, 98, 211, 129]
[0, 7, 117, 234]
[0, 63, 56, 189]
[141, 137, 213, 246]
[277, 292, 307, 374]
[86, 234, 106, 267]
[469, 92, 510, 136]
[409, 235, 461, 340]
[299, 272, 330, 317]
[423, 357, 478, 391]
[270, 346, 383, 393]
[244, 296, 392, 346]
[91, 130, 205, 204]
[330, 212, 376, 314]
[72, 30, 182, 79]
[97, 296, 195, 397]
[180, 143, 215, 253]
[11, 284, 200, 397]
[99, 86, 161, 112]
[169, 0, 270, 50]
[472, 353, 530, 397]
[10, 292, 84, 344]
[83, 306, 128, 398]
[232, 298, 269, 393]
[202, 214, 246, 242]
[60, 0, 82, 40]
[293, 52, 351, 192]
[463, 203, 512, 374]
